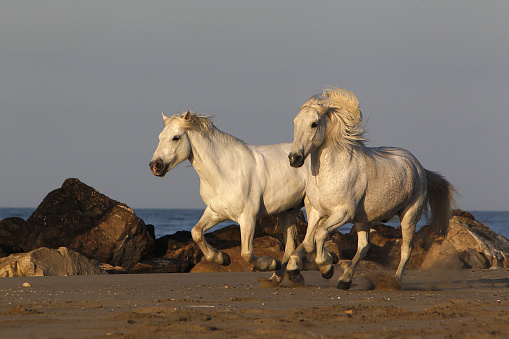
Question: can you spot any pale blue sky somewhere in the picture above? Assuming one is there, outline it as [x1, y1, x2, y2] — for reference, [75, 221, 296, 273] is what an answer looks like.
[1, 1, 508, 211]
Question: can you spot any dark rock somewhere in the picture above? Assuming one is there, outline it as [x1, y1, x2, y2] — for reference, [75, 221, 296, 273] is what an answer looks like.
[0, 217, 27, 251]
[19, 178, 154, 270]
[131, 257, 191, 274]
[159, 226, 243, 267]
[0, 243, 23, 258]
[255, 211, 308, 244]
[452, 209, 476, 220]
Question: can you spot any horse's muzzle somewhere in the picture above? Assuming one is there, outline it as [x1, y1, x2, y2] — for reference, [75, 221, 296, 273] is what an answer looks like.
[288, 153, 304, 168]
[149, 159, 168, 177]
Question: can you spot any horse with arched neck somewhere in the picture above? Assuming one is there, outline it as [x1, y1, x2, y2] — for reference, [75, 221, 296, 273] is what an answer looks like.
[150, 110, 311, 282]
[288, 87, 456, 289]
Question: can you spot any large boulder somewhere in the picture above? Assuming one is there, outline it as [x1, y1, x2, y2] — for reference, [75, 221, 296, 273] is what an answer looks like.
[329, 210, 509, 270]
[18, 179, 154, 270]
[0, 247, 105, 277]
[421, 214, 509, 269]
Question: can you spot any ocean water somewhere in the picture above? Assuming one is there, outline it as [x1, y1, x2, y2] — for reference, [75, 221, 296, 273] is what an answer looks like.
[0, 208, 507, 240]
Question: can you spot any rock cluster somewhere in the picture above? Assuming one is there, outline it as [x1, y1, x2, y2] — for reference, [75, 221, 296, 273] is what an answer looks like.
[1, 178, 508, 277]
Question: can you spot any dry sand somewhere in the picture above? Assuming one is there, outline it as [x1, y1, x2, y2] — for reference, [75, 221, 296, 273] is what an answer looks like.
[0, 267, 508, 338]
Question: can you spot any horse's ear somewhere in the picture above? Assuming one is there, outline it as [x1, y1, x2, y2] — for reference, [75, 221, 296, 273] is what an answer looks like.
[162, 112, 170, 124]
[183, 111, 192, 120]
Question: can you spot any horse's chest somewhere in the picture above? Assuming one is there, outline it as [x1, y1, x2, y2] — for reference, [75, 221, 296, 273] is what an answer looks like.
[307, 177, 346, 211]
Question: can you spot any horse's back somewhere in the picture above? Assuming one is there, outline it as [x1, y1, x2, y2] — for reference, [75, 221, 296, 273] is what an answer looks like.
[355, 146, 427, 222]
[248, 143, 309, 214]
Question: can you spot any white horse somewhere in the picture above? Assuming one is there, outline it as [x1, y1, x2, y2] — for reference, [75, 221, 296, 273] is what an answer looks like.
[287, 87, 456, 289]
[150, 111, 310, 282]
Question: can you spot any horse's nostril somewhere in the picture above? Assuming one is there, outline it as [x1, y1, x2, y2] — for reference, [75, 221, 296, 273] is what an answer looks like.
[289, 153, 303, 167]
[150, 160, 162, 171]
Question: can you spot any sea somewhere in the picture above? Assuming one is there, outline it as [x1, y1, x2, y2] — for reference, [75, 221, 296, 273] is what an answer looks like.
[0, 208, 508, 240]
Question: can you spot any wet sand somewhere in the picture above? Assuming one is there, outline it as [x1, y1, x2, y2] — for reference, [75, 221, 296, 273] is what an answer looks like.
[1, 268, 508, 338]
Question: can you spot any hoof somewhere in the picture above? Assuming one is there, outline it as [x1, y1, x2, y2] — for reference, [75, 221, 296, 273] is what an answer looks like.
[274, 260, 282, 271]
[321, 265, 334, 280]
[287, 269, 301, 281]
[330, 252, 339, 264]
[220, 252, 231, 266]
[337, 280, 352, 290]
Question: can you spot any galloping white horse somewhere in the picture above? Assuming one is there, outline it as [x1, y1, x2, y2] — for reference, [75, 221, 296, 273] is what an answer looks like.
[287, 87, 456, 289]
[150, 111, 310, 282]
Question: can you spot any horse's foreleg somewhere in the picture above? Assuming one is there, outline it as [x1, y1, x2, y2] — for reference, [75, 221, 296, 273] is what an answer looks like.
[269, 210, 298, 283]
[191, 208, 228, 265]
[338, 223, 371, 289]
[287, 206, 321, 282]
[239, 214, 279, 271]
[314, 209, 352, 283]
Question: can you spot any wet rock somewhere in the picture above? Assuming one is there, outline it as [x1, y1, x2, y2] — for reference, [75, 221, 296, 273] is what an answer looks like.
[19, 178, 154, 270]
[0, 247, 105, 277]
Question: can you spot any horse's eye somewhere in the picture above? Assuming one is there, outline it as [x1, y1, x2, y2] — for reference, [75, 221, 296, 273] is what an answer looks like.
[311, 122, 318, 128]
[173, 136, 180, 141]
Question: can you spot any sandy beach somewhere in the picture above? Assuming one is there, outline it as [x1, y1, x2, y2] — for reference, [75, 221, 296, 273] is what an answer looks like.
[0, 268, 508, 338]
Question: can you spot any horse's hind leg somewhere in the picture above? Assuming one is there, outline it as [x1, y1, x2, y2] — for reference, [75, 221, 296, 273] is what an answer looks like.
[338, 223, 371, 289]
[239, 214, 280, 271]
[191, 208, 229, 265]
[269, 210, 298, 283]
[395, 211, 418, 281]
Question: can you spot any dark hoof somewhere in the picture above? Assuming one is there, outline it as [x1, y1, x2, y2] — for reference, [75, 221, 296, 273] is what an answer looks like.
[321, 265, 334, 280]
[337, 280, 352, 290]
[330, 252, 339, 264]
[221, 252, 231, 266]
[274, 260, 282, 271]
[287, 269, 301, 281]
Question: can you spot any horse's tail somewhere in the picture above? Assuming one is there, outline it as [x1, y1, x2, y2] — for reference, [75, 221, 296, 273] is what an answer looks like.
[425, 169, 457, 235]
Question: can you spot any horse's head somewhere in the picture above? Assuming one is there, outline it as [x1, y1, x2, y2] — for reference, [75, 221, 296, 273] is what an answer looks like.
[289, 87, 364, 167]
[150, 111, 193, 177]
[288, 97, 328, 168]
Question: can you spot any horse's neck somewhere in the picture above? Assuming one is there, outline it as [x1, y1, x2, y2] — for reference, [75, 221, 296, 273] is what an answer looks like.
[311, 144, 361, 176]
[188, 129, 250, 183]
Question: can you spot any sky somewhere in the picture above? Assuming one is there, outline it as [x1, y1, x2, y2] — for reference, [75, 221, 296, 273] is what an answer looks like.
[1, 1, 508, 211]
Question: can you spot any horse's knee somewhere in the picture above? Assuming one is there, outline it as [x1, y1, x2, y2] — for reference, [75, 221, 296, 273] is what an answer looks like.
[191, 226, 203, 243]
[303, 239, 315, 253]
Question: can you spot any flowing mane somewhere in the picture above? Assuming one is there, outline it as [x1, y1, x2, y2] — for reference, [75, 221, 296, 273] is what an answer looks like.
[303, 87, 366, 149]
[166, 111, 246, 146]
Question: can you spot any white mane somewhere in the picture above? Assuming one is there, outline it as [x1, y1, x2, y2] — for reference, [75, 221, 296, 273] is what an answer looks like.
[303, 87, 366, 149]
[167, 111, 246, 147]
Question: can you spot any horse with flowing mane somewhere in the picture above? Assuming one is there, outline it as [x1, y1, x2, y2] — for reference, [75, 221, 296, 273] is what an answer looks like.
[150, 111, 310, 282]
[288, 87, 456, 289]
